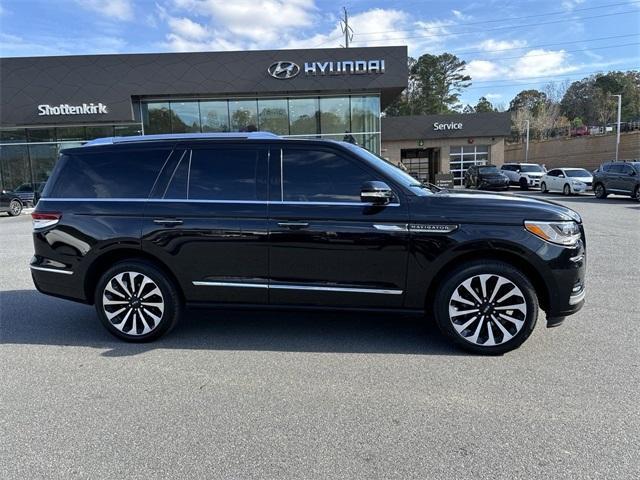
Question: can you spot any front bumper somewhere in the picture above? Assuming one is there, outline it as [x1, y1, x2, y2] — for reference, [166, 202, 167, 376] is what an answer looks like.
[525, 177, 542, 187]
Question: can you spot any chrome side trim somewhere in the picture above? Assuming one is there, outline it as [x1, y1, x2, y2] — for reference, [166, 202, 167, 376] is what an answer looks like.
[192, 281, 402, 295]
[30, 265, 73, 275]
[192, 281, 268, 289]
[373, 224, 408, 232]
[270, 284, 403, 295]
[39, 198, 400, 207]
[409, 224, 458, 233]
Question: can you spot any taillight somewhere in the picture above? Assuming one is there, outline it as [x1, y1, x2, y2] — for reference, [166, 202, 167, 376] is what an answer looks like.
[31, 212, 61, 230]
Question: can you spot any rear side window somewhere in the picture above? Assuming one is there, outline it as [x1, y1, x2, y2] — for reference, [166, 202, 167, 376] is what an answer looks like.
[281, 149, 376, 202]
[608, 164, 624, 174]
[188, 147, 267, 201]
[47, 148, 170, 198]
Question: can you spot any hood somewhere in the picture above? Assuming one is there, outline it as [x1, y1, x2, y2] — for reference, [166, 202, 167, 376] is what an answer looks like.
[521, 172, 544, 177]
[413, 191, 581, 225]
[479, 172, 508, 179]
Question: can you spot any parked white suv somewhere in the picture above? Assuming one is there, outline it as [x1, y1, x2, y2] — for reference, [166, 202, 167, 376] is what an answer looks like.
[541, 168, 593, 195]
[500, 163, 546, 190]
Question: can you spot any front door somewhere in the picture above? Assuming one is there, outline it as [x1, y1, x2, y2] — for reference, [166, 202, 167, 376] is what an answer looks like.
[141, 144, 269, 304]
[268, 145, 409, 308]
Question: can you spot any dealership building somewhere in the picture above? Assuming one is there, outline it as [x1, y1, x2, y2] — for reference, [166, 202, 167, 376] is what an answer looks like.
[0, 46, 510, 192]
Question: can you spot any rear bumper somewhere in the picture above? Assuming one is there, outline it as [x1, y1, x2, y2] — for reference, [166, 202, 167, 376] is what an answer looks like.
[30, 256, 88, 303]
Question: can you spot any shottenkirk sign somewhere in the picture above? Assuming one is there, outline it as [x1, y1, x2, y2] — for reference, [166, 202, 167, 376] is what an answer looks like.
[268, 60, 385, 79]
[38, 103, 108, 116]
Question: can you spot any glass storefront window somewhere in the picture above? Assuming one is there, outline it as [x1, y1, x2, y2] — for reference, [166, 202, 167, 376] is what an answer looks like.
[229, 100, 258, 132]
[0, 129, 27, 143]
[320, 97, 350, 135]
[351, 96, 380, 134]
[170, 101, 201, 133]
[201, 101, 230, 132]
[56, 126, 86, 141]
[27, 128, 56, 142]
[114, 125, 142, 137]
[142, 102, 171, 135]
[0, 145, 31, 191]
[86, 126, 115, 139]
[29, 144, 58, 186]
[289, 98, 319, 135]
[258, 99, 289, 135]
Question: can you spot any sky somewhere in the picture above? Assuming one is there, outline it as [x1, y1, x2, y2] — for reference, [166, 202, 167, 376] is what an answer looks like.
[0, 0, 638, 107]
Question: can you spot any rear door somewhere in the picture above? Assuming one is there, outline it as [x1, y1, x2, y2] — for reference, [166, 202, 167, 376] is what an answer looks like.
[619, 164, 636, 193]
[141, 143, 269, 304]
[267, 145, 410, 308]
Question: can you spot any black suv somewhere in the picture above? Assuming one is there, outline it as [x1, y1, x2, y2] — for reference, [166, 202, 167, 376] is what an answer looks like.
[463, 164, 509, 190]
[592, 161, 640, 200]
[31, 133, 587, 354]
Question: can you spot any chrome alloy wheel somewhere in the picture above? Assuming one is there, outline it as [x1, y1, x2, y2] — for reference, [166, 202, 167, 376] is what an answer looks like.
[10, 200, 21, 215]
[448, 274, 527, 346]
[102, 272, 165, 336]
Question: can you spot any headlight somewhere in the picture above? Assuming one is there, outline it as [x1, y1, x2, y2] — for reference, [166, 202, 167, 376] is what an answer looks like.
[571, 180, 584, 186]
[524, 221, 581, 246]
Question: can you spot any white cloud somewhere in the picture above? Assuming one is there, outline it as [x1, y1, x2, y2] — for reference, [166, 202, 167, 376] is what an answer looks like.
[451, 9, 471, 21]
[476, 38, 527, 52]
[167, 17, 209, 40]
[465, 60, 504, 80]
[561, 0, 585, 11]
[76, 0, 134, 21]
[484, 93, 502, 100]
[508, 49, 578, 78]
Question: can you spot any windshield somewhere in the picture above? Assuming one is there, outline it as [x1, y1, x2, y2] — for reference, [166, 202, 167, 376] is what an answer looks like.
[478, 166, 499, 174]
[520, 165, 544, 173]
[339, 142, 433, 196]
[565, 169, 591, 177]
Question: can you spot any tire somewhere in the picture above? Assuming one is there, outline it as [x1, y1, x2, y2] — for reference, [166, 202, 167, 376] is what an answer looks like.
[540, 182, 548, 193]
[563, 184, 571, 196]
[464, 179, 470, 189]
[432, 260, 539, 355]
[519, 178, 529, 190]
[94, 260, 181, 342]
[8, 199, 22, 216]
[632, 185, 640, 202]
[594, 183, 608, 199]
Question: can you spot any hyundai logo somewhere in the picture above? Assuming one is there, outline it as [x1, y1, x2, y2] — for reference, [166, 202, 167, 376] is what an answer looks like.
[267, 61, 300, 79]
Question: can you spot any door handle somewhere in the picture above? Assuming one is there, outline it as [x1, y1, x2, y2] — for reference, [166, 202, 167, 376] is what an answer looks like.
[153, 218, 183, 226]
[277, 221, 309, 229]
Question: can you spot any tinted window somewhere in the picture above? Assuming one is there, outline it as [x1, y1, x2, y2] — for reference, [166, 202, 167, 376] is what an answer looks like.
[188, 148, 266, 201]
[501, 165, 514, 171]
[547, 170, 559, 177]
[520, 165, 544, 173]
[478, 166, 498, 173]
[565, 169, 591, 177]
[608, 164, 624, 174]
[163, 151, 190, 199]
[47, 149, 170, 198]
[282, 149, 376, 202]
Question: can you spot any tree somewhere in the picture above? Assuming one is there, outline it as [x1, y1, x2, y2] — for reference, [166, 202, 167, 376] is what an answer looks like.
[463, 104, 475, 114]
[384, 53, 471, 115]
[508, 90, 547, 115]
[475, 96, 496, 113]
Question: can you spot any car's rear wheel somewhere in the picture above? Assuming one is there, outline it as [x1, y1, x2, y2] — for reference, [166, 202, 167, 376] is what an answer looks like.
[8, 199, 22, 216]
[433, 260, 538, 355]
[519, 178, 529, 190]
[540, 182, 548, 193]
[95, 260, 181, 342]
[563, 184, 571, 196]
[594, 183, 607, 198]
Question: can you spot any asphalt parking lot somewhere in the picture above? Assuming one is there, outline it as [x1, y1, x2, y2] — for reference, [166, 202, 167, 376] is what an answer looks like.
[1, 191, 639, 479]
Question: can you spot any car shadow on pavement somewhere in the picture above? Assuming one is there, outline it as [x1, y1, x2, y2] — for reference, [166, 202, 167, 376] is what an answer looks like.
[0, 289, 464, 357]
[533, 194, 637, 205]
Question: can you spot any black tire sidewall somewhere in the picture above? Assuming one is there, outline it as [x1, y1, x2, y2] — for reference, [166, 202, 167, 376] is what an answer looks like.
[541, 182, 547, 193]
[519, 178, 528, 190]
[95, 260, 181, 342]
[433, 261, 539, 355]
[563, 184, 571, 195]
[595, 183, 606, 198]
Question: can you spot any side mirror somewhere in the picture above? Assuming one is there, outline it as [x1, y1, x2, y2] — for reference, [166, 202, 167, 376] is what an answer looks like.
[558, 174, 565, 178]
[361, 181, 393, 205]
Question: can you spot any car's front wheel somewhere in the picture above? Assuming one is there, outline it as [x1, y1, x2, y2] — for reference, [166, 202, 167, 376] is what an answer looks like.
[433, 260, 539, 355]
[95, 260, 181, 342]
[8, 199, 22, 216]
[519, 178, 529, 190]
[563, 184, 571, 196]
[540, 182, 548, 193]
[632, 185, 640, 202]
[594, 183, 608, 198]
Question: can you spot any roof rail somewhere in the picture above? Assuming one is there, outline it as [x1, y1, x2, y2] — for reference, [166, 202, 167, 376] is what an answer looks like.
[83, 131, 281, 147]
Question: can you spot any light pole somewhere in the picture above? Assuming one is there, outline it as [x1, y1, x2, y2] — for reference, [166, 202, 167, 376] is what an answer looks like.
[611, 94, 622, 161]
[525, 119, 530, 163]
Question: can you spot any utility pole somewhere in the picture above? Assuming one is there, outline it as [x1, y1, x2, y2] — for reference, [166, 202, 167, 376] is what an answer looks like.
[340, 7, 353, 48]
[525, 119, 530, 163]
[611, 94, 622, 161]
